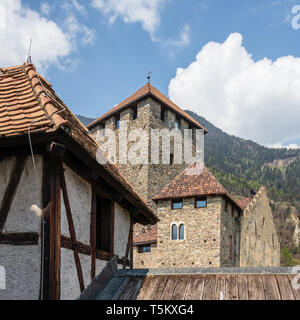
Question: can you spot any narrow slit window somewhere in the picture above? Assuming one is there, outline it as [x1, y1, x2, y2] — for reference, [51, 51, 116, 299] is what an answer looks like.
[172, 199, 183, 210]
[132, 106, 137, 120]
[161, 107, 165, 121]
[175, 116, 180, 130]
[171, 224, 177, 240]
[115, 114, 120, 129]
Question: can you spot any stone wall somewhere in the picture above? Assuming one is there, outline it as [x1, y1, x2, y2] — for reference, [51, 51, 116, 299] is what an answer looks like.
[134, 196, 224, 268]
[240, 187, 280, 267]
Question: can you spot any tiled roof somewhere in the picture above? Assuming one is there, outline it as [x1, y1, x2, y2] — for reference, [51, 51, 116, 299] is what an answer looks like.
[0, 63, 158, 224]
[133, 225, 157, 245]
[87, 83, 208, 133]
[153, 163, 242, 210]
[237, 197, 252, 210]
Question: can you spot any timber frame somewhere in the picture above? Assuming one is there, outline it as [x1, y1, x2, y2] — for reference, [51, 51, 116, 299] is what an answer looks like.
[0, 127, 157, 300]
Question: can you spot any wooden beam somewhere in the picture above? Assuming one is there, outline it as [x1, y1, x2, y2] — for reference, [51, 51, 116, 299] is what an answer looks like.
[58, 163, 84, 293]
[129, 218, 134, 269]
[110, 201, 115, 259]
[90, 190, 97, 281]
[60, 235, 110, 261]
[49, 162, 61, 300]
[0, 233, 39, 245]
[0, 155, 26, 232]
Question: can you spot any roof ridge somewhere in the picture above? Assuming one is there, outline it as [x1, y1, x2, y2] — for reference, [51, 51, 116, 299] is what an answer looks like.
[242, 186, 266, 217]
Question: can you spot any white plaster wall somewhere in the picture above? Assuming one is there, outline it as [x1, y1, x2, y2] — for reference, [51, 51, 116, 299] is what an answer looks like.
[0, 242, 41, 300]
[0, 156, 15, 205]
[79, 253, 91, 292]
[95, 259, 107, 276]
[60, 248, 81, 300]
[62, 164, 91, 244]
[3, 156, 42, 233]
[114, 204, 130, 258]
[0, 156, 42, 300]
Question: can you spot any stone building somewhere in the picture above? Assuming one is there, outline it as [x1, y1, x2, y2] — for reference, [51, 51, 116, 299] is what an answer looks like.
[0, 63, 157, 300]
[88, 81, 280, 269]
[239, 187, 280, 267]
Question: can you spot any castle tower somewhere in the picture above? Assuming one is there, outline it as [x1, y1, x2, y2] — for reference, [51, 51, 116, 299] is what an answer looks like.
[88, 83, 208, 213]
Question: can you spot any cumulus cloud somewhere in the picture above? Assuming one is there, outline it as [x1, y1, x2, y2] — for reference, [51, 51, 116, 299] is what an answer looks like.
[167, 24, 190, 47]
[168, 33, 300, 147]
[0, 0, 71, 70]
[91, 0, 165, 41]
[0, 0, 94, 71]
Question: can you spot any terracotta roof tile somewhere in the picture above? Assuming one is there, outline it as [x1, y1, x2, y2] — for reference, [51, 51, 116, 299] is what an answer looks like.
[236, 197, 252, 210]
[133, 225, 157, 244]
[87, 83, 208, 133]
[153, 163, 243, 210]
[0, 63, 158, 225]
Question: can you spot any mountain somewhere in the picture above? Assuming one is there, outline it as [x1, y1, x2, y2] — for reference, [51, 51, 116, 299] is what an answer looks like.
[185, 110, 300, 205]
[77, 112, 300, 204]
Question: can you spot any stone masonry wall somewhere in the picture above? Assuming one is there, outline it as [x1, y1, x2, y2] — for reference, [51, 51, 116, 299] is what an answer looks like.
[134, 196, 223, 268]
[240, 187, 280, 267]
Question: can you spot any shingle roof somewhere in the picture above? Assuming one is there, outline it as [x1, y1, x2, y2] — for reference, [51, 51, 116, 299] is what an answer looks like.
[0, 63, 158, 225]
[133, 225, 157, 245]
[237, 197, 252, 210]
[87, 83, 208, 133]
[153, 163, 242, 210]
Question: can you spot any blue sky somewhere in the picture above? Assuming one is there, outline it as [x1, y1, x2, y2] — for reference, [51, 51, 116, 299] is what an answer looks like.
[1, 0, 300, 147]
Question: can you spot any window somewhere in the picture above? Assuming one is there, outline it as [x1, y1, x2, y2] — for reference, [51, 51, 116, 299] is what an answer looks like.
[171, 224, 177, 240]
[175, 116, 181, 130]
[138, 245, 151, 253]
[262, 217, 265, 227]
[96, 196, 114, 254]
[115, 114, 120, 129]
[132, 106, 137, 120]
[172, 199, 183, 210]
[225, 201, 229, 213]
[170, 153, 174, 165]
[161, 107, 165, 121]
[195, 196, 207, 208]
[179, 224, 185, 240]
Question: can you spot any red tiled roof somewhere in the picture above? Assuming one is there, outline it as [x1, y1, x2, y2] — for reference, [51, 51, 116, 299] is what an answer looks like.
[153, 163, 243, 210]
[0, 63, 158, 225]
[133, 225, 157, 245]
[237, 197, 252, 210]
[87, 83, 208, 133]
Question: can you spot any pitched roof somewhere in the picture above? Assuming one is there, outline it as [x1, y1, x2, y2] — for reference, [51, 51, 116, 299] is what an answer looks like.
[87, 83, 208, 133]
[0, 63, 158, 225]
[153, 163, 242, 210]
[133, 225, 157, 245]
[237, 197, 252, 210]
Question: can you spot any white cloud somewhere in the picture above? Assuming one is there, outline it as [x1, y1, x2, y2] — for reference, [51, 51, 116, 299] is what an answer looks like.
[0, 0, 94, 71]
[168, 33, 300, 147]
[270, 143, 300, 149]
[91, 0, 165, 41]
[0, 0, 71, 70]
[167, 24, 190, 47]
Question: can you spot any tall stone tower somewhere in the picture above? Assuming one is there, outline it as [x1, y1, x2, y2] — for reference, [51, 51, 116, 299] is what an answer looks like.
[88, 82, 208, 213]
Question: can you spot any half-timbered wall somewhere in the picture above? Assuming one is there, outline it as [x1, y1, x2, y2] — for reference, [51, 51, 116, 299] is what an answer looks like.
[0, 156, 42, 300]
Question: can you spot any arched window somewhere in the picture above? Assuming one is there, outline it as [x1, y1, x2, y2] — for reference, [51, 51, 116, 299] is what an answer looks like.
[179, 224, 185, 240]
[171, 224, 177, 240]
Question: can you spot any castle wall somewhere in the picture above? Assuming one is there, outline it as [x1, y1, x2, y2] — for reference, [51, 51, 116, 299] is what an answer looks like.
[240, 188, 280, 267]
[134, 196, 223, 268]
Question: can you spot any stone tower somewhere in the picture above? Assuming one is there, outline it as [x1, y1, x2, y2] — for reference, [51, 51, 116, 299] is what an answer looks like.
[88, 82, 207, 213]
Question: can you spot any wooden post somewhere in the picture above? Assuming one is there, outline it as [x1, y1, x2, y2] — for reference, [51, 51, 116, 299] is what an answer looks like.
[90, 189, 97, 281]
[129, 218, 134, 269]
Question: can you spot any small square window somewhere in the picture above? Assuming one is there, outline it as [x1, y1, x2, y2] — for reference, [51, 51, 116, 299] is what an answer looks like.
[138, 245, 151, 253]
[172, 199, 183, 210]
[195, 196, 207, 208]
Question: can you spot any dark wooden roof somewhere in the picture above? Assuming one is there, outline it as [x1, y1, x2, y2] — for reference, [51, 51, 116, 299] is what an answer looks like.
[87, 82, 208, 133]
[115, 274, 299, 300]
